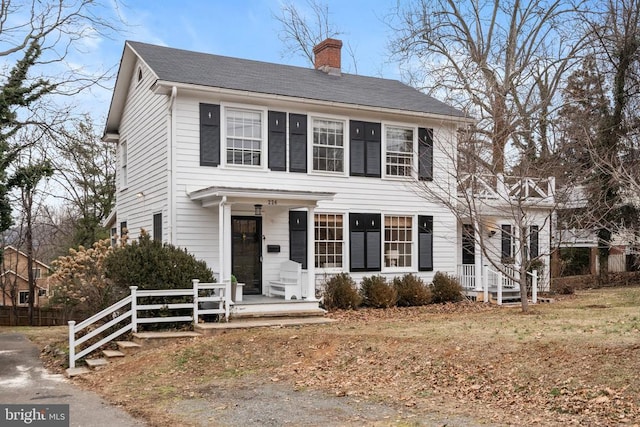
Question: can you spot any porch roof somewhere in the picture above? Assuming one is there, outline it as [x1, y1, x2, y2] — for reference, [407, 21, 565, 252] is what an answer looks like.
[188, 186, 335, 207]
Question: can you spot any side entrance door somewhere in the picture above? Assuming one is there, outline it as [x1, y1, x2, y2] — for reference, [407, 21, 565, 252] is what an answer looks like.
[232, 217, 262, 295]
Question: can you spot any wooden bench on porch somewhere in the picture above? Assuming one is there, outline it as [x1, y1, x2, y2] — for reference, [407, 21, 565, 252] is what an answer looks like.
[268, 260, 302, 300]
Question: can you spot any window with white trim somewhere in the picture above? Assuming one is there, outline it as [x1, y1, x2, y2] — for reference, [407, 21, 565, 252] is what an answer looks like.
[226, 108, 262, 166]
[386, 127, 413, 177]
[384, 215, 412, 267]
[120, 141, 128, 188]
[313, 118, 344, 172]
[315, 213, 343, 268]
[32, 268, 41, 279]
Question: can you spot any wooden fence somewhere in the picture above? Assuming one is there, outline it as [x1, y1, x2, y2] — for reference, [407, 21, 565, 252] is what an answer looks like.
[0, 306, 69, 326]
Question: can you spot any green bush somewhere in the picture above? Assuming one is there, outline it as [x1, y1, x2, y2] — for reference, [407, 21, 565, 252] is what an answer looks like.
[103, 230, 214, 291]
[430, 272, 464, 303]
[322, 273, 361, 310]
[360, 275, 398, 308]
[393, 274, 432, 306]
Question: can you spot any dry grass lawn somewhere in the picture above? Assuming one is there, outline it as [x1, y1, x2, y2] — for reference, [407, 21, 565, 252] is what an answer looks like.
[11, 288, 640, 426]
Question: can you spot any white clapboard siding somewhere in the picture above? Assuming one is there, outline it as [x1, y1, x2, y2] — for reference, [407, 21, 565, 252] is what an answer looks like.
[115, 60, 169, 239]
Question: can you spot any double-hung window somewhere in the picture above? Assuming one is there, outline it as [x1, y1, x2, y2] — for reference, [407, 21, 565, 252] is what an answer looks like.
[313, 118, 344, 172]
[386, 127, 413, 177]
[226, 108, 262, 166]
[384, 215, 412, 267]
[315, 214, 343, 268]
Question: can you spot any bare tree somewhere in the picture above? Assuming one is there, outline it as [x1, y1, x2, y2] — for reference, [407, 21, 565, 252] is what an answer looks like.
[49, 116, 115, 248]
[274, 0, 358, 73]
[553, 0, 640, 281]
[0, 0, 123, 237]
[390, 0, 587, 173]
[415, 131, 557, 312]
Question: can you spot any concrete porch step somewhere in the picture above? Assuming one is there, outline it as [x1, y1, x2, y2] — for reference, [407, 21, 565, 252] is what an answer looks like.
[115, 340, 142, 354]
[132, 331, 202, 349]
[65, 367, 91, 378]
[102, 349, 125, 358]
[232, 308, 326, 319]
[194, 316, 336, 336]
[85, 358, 109, 369]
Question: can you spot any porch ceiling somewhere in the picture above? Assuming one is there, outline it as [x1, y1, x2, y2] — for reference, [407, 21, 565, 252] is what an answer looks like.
[188, 186, 335, 208]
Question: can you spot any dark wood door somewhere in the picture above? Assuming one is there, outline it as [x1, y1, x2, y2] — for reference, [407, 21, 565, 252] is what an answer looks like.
[232, 217, 262, 295]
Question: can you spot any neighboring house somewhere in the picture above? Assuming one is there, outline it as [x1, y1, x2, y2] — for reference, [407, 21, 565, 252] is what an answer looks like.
[457, 174, 555, 301]
[104, 38, 547, 313]
[0, 246, 51, 307]
[552, 185, 639, 277]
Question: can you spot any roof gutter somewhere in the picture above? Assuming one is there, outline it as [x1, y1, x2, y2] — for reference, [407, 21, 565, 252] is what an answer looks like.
[150, 80, 475, 125]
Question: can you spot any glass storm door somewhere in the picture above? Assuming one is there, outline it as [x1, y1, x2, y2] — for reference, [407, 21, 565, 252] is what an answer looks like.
[232, 217, 262, 295]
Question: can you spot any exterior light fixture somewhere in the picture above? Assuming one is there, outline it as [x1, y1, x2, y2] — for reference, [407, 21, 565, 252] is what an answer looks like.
[254, 204, 262, 216]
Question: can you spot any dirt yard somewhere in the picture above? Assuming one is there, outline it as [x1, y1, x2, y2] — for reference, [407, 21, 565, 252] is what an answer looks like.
[16, 288, 640, 426]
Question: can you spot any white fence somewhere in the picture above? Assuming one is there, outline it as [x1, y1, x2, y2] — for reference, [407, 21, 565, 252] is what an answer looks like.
[68, 279, 230, 369]
[459, 264, 538, 305]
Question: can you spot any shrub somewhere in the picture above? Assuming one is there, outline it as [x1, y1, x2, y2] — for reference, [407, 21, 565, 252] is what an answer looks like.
[103, 230, 214, 291]
[360, 275, 398, 308]
[393, 274, 432, 306]
[50, 239, 120, 316]
[322, 273, 361, 310]
[430, 272, 464, 303]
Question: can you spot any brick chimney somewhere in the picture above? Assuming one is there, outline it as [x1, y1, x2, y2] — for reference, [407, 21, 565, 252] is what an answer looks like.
[313, 38, 342, 76]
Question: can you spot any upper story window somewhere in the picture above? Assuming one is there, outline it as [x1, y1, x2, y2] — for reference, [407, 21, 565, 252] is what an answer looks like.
[120, 141, 128, 188]
[226, 108, 262, 166]
[386, 127, 414, 177]
[32, 268, 41, 279]
[313, 118, 344, 172]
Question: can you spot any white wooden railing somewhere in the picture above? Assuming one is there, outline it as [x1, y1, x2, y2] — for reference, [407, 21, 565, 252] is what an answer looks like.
[458, 173, 555, 202]
[482, 265, 537, 305]
[457, 264, 476, 290]
[68, 279, 230, 368]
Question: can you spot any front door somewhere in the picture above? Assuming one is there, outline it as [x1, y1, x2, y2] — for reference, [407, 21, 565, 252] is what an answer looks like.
[232, 217, 262, 295]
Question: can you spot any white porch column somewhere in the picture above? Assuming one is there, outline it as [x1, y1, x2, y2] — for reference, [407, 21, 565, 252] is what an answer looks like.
[514, 222, 522, 281]
[222, 202, 232, 283]
[218, 198, 226, 282]
[306, 206, 316, 300]
[473, 219, 483, 292]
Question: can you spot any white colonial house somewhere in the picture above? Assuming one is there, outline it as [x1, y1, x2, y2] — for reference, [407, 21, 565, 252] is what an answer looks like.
[103, 39, 551, 314]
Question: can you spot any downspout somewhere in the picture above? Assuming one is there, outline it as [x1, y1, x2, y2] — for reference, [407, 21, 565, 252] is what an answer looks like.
[168, 86, 177, 244]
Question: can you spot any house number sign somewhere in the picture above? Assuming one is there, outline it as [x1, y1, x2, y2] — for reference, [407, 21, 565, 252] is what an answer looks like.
[268, 200, 277, 205]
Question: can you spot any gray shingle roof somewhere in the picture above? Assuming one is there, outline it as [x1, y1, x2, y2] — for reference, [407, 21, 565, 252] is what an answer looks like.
[128, 41, 466, 118]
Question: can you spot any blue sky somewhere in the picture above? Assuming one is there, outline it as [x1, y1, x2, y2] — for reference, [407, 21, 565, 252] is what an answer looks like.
[81, 0, 401, 123]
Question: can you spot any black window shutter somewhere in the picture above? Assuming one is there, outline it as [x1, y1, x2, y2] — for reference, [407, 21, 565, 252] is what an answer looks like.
[200, 103, 220, 166]
[462, 224, 475, 265]
[289, 211, 307, 269]
[418, 127, 433, 181]
[501, 225, 512, 261]
[530, 225, 539, 259]
[153, 213, 162, 242]
[418, 215, 433, 271]
[349, 213, 381, 272]
[365, 213, 381, 270]
[349, 213, 366, 270]
[350, 121, 381, 177]
[289, 113, 307, 173]
[350, 121, 365, 176]
[365, 122, 381, 177]
[268, 111, 286, 171]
